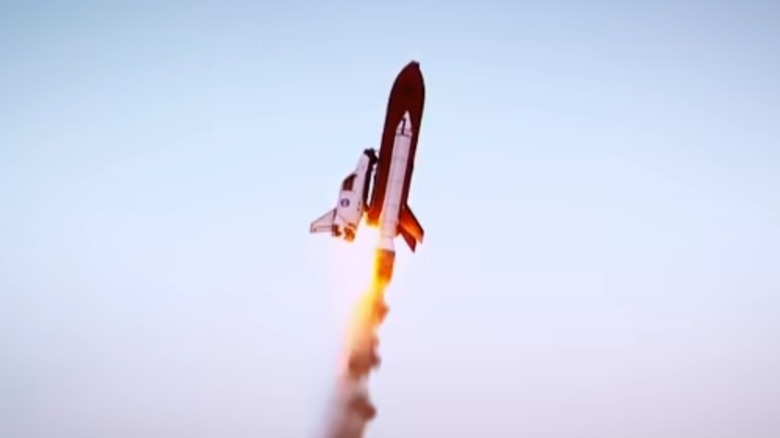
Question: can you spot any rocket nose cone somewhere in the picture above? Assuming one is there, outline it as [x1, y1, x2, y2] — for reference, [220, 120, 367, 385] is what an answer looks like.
[399, 60, 424, 86]
[404, 61, 421, 75]
[389, 60, 425, 104]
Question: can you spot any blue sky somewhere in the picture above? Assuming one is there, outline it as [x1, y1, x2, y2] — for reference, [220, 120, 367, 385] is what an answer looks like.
[1, 1, 779, 437]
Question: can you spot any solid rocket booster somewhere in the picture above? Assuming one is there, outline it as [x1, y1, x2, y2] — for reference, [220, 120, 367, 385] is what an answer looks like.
[374, 114, 413, 282]
[378, 114, 413, 254]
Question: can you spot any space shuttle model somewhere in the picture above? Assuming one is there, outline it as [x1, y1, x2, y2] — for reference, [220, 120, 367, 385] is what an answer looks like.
[310, 61, 426, 280]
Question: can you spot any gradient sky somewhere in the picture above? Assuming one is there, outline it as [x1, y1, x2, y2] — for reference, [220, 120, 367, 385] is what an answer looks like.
[2, 1, 780, 437]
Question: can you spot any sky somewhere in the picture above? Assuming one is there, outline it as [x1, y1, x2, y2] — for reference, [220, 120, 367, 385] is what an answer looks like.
[1, 0, 779, 437]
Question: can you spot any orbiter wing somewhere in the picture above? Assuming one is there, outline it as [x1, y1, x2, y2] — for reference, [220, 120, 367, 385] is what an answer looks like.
[310, 209, 336, 233]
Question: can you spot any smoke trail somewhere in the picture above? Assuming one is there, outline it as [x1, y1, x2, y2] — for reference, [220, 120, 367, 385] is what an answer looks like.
[322, 262, 392, 438]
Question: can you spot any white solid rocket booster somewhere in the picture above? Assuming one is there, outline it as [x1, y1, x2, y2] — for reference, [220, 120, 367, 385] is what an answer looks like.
[374, 112, 413, 282]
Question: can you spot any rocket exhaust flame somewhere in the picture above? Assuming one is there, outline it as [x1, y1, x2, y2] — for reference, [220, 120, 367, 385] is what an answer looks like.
[374, 250, 395, 285]
[322, 254, 392, 438]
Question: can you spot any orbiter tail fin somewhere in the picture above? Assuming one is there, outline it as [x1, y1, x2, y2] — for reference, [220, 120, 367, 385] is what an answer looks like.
[398, 205, 424, 252]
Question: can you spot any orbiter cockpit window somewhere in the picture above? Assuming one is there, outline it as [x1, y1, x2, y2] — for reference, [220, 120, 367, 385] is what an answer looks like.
[342, 174, 357, 191]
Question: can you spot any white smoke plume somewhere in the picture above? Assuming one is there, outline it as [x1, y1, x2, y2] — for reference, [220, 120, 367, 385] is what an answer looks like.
[321, 276, 390, 438]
